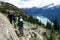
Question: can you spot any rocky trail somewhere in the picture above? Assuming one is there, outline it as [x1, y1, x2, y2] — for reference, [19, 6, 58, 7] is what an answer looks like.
[20, 22, 46, 40]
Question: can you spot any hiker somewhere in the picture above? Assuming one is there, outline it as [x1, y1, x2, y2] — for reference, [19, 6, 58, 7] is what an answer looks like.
[15, 16, 19, 26]
[7, 12, 17, 28]
[17, 16, 24, 36]
[12, 13, 17, 28]
[7, 12, 13, 24]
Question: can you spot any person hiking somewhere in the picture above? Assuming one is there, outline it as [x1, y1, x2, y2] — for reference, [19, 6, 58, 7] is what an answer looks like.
[7, 12, 17, 28]
[17, 16, 24, 36]
[12, 13, 17, 28]
[7, 12, 13, 24]
[15, 16, 19, 26]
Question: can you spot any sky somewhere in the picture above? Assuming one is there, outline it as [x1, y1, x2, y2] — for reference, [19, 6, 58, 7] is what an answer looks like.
[0, 0, 60, 8]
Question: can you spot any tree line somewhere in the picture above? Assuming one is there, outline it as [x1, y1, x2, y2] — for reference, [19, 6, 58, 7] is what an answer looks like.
[45, 17, 60, 40]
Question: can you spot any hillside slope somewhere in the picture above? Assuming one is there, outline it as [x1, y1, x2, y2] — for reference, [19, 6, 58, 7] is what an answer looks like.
[0, 1, 28, 16]
[0, 13, 19, 40]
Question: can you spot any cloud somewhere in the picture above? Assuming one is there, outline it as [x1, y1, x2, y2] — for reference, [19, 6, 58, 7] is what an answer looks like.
[0, 0, 60, 8]
[0, 0, 6, 1]
[18, 0, 60, 8]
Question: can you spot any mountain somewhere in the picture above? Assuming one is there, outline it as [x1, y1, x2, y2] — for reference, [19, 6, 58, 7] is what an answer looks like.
[21, 5, 60, 24]
[0, 1, 28, 16]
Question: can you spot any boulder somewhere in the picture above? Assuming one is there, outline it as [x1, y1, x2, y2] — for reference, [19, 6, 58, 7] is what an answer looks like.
[0, 13, 19, 40]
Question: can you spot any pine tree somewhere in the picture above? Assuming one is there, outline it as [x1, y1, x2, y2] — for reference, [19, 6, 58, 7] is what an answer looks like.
[46, 22, 55, 40]
[50, 25, 55, 40]
[59, 25, 60, 40]
[54, 17, 58, 30]
[46, 21, 52, 29]
[46, 25, 55, 40]
[37, 21, 42, 25]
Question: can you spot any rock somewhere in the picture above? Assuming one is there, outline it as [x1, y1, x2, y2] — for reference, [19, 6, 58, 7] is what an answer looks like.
[0, 13, 19, 40]
[21, 37, 26, 40]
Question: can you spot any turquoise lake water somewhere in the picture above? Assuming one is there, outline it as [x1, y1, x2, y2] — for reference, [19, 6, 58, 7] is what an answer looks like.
[33, 15, 53, 25]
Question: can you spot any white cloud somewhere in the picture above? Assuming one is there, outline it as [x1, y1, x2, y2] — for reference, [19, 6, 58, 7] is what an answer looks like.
[0, 0, 6, 1]
[0, 0, 60, 8]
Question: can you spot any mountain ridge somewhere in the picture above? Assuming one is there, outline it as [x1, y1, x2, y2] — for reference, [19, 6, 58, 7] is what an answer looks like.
[21, 5, 60, 24]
